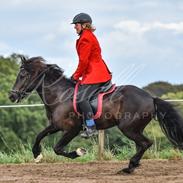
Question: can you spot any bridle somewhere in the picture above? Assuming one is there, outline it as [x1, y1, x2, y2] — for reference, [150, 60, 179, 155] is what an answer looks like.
[10, 65, 53, 100]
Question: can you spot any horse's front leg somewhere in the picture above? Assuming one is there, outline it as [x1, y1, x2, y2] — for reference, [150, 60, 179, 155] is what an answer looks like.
[32, 125, 59, 161]
[54, 128, 86, 159]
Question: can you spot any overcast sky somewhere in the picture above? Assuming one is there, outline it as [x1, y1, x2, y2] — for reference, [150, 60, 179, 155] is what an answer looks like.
[0, 0, 183, 87]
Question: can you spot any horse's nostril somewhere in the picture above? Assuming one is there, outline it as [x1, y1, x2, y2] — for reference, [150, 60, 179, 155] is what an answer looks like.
[9, 94, 14, 101]
[9, 92, 17, 102]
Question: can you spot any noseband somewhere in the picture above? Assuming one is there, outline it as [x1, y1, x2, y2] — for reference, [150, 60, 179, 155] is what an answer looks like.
[10, 67, 51, 100]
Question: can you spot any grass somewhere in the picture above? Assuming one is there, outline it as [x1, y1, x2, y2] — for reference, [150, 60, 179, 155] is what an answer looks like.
[0, 141, 183, 164]
[0, 120, 183, 164]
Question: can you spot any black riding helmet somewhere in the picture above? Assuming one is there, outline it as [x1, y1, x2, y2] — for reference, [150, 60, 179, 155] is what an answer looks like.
[71, 13, 92, 24]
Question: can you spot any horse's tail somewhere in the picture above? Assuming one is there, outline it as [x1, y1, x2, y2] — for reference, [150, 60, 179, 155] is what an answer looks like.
[154, 97, 183, 150]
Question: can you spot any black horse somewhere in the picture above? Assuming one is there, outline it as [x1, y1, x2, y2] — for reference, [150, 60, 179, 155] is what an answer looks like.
[9, 56, 183, 174]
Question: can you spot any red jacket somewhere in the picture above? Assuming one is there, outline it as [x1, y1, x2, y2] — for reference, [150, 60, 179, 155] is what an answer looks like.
[72, 29, 112, 84]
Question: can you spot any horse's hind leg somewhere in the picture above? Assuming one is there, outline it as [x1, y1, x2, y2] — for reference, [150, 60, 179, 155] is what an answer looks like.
[124, 134, 152, 173]
[118, 118, 153, 174]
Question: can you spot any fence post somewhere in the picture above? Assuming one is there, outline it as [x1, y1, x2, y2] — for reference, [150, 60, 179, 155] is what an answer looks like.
[98, 130, 104, 160]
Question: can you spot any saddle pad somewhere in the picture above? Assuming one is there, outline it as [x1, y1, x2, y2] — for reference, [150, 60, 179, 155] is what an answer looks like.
[73, 82, 116, 119]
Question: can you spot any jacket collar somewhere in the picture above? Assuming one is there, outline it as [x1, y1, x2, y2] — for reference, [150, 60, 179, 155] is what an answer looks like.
[76, 29, 92, 46]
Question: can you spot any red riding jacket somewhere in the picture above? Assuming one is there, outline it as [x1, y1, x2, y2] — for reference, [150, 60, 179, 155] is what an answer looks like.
[72, 29, 112, 84]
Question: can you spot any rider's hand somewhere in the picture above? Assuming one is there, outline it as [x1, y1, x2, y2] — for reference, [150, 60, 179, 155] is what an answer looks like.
[70, 75, 77, 84]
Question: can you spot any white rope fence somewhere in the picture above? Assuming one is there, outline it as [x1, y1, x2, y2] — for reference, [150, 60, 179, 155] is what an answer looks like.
[0, 104, 44, 108]
[0, 100, 183, 108]
[165, 99, 183, 102]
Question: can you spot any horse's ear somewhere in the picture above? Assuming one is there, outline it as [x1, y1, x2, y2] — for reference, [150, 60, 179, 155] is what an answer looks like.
[20, 55, 27, 64]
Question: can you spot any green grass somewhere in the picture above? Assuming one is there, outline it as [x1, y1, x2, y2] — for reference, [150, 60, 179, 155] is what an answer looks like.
[1, 120, 183, 164]
[0, 141, 183, 164]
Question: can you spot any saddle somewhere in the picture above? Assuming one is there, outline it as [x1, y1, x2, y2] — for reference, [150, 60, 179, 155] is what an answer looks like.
[73, 81, 116, 119]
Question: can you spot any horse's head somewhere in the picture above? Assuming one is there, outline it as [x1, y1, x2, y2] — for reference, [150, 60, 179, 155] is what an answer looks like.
[9, 56, 48, 103]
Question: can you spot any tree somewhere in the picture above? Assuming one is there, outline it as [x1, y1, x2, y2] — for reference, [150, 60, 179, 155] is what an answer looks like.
[143, 81, 183, 97]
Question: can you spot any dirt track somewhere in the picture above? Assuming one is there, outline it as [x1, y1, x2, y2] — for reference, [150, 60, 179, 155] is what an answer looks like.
[0, 160, 183, 183]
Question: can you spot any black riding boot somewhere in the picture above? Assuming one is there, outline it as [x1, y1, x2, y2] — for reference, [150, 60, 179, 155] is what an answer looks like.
[80, 119, 98, 138]
[77, 84, 100, 138]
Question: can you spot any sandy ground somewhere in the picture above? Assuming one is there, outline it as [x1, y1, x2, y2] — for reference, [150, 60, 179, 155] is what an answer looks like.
[0, 160, 183, 183]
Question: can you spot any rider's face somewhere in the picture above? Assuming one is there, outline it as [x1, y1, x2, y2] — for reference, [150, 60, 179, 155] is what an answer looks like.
[74, 23, 83, 35]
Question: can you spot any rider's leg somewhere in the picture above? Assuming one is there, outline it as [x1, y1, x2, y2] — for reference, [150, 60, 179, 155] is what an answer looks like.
[77, 84, 100, 138]
[78, 100, 98, 138]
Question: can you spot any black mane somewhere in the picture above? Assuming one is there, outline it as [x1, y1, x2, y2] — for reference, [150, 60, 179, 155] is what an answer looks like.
[21, 56, 75, 88]
[28, 56, 45, 63]
[45, 64, 75, 88]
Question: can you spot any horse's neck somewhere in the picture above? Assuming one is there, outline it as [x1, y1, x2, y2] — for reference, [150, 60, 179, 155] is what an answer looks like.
[36, 76, 74, 107]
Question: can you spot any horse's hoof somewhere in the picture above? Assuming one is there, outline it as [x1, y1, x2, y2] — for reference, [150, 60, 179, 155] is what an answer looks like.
[116, 169, 132, 175]
[134, 163, 141, 168]
[34, 153, 43, 163]
[76, 148, 87, 156]
[122, 168, 134, 174]
[116, 170, 124, 174]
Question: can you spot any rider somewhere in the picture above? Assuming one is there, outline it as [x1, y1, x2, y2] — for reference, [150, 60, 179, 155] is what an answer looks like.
[71, 13, 112, 138]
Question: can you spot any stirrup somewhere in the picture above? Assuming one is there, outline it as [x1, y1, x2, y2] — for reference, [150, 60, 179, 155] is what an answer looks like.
[80, 126, 98, 138]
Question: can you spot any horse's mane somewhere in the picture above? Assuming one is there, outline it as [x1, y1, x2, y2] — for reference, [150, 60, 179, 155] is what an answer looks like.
[46, 64, 75, 87]
[28, 56, 45, 63]
[23, 56, 75, 88]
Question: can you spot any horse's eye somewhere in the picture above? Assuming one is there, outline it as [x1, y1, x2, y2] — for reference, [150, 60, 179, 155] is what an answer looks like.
[20, 70, 27, 77]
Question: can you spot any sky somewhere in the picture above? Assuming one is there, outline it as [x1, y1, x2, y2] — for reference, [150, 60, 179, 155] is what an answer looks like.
[0, 0, 183, 87]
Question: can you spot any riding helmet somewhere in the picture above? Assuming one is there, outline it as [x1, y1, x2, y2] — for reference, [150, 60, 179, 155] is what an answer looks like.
[71, 13, 92, 24]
